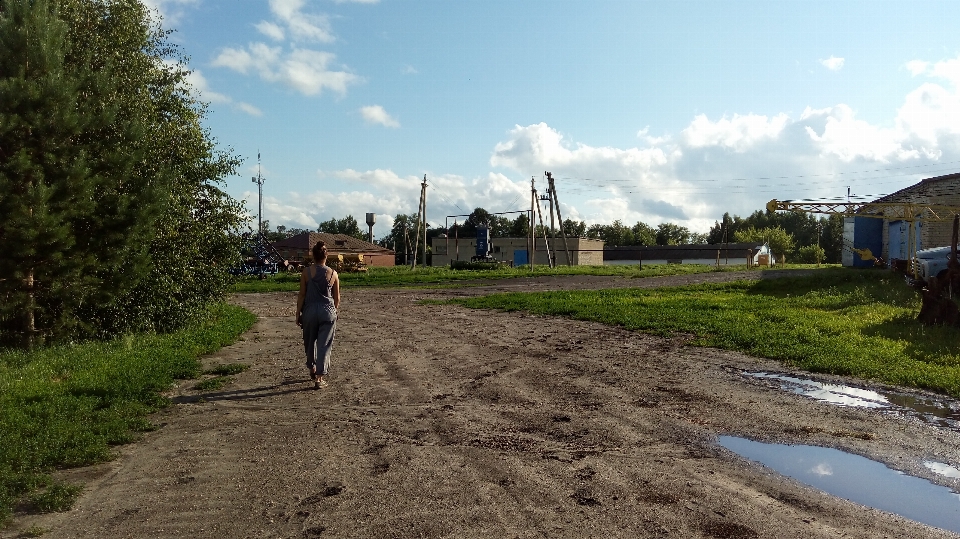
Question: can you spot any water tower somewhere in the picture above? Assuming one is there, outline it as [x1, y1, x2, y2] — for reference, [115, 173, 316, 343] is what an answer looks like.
[365, 213, 376, 243]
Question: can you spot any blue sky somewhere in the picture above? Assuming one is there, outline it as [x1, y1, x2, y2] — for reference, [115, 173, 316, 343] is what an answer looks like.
[148, 0, 960, 238]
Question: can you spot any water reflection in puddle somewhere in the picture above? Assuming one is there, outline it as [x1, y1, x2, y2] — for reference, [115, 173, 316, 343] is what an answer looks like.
[744, 371, 960, 431]
[719, 436, 960, 533]
[927, 462, 960, 479]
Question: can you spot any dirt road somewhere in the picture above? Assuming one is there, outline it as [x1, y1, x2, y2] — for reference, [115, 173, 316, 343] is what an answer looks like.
[11, 272, 960, 538]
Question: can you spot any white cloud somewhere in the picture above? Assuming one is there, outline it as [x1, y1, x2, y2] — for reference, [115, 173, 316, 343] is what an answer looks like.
[256, 21, 285, 41]
[681, 113, 790, 151]
[403, 64, 419, 75]
[906, 60, 929, 77]
[810, 463, 833, 476]
[237, 103, 264, 117]
[268, 0, 334, 43]
[213, 1, 361, 96]
[213, 44, 359, 96]
[332, 0, 379, 3]
[185, 69, 262, 116]
[820, 56, 845, 71]
[360, 105, 400, 128]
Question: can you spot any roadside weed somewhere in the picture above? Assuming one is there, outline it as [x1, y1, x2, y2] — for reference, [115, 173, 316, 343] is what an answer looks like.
[28, 483, 83, 513]
[194, 376, 230, 391]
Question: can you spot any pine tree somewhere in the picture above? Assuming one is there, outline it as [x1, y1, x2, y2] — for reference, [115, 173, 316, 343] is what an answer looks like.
[0, 0, 98, 347]
[0, 0, 245, 346]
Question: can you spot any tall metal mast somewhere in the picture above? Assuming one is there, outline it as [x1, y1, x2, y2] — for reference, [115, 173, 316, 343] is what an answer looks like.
[252, 151, 264, 236]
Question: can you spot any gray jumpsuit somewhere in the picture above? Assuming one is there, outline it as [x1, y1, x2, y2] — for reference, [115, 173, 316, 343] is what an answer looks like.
[301, 265, 337, 376]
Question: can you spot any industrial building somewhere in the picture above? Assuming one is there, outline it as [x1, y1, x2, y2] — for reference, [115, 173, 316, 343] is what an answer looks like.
[604, 243, 774, 266]
[431, 236, 605, 266]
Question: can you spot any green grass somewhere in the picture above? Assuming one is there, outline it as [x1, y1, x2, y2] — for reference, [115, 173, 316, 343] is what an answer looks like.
[230, 262, 807, 293]
[456, 268, 960, 397]
[0, 303, 256, 523]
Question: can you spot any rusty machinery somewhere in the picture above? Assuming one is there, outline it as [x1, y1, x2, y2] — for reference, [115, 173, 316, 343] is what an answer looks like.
[767, 199, 960, 326]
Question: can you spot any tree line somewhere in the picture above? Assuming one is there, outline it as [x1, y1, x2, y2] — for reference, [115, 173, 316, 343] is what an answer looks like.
[1, 0, 245, 348]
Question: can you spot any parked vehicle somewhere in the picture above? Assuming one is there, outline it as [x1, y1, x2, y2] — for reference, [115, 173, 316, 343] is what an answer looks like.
[911, 245, 958, 281]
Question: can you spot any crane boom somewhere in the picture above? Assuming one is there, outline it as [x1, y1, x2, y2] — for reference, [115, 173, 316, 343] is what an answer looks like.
[767, 199, 960, 222]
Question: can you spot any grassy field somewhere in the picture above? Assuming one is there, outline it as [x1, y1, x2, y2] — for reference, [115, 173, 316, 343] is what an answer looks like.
[457, 268, 960, 398]
[230, 263, 819, 293]
[0, 303, 256, 523]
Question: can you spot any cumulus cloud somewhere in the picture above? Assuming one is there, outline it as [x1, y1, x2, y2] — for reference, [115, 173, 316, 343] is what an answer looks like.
[681, 113, 790, 151]
[256, 21, 285, 41]
[263, 52, 960, 236]
[268, 0, 334, 43]
[213, 44, 358, 96]
[820, 56, 845, 71]
[360, 105, 400, 128]
[213, 0, 360, 96]
[185, 69, 262, 116]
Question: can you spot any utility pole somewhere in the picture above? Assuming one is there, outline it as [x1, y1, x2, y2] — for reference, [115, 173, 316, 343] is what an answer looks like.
[251, 151, 265, 278]
[530, 177, 536, 270]
[422, 175, 428, 267]
[411, 175, 427, 269]
[252, 152, 264, 237]
[546, 172, 572, 266]
[535, 189, 553, 268]
[540, 189, 554, 267]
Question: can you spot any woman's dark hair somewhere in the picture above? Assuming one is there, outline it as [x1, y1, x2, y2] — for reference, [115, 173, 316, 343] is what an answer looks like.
[312, 241, 328, 261]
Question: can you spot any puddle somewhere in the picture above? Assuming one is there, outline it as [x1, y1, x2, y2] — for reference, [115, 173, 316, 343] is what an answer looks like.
[719, 436, 960, 533]
[744, 371, 960, 430]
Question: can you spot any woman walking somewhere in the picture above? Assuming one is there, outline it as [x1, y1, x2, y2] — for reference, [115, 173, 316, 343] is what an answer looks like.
[296, 241, 340, 389]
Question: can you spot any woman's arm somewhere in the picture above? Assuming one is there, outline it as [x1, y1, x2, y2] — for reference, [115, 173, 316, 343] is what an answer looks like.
[331, 270, 340, 310]
[296, 267, 309, 326]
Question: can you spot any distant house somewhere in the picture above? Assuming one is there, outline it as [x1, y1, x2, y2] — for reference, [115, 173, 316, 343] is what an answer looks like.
[604, 243, 773, 266]
[271, 232, 395, 267]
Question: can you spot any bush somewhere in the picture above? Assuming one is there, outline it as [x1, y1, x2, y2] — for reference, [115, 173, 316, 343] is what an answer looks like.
[795, 245, 826, 264]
